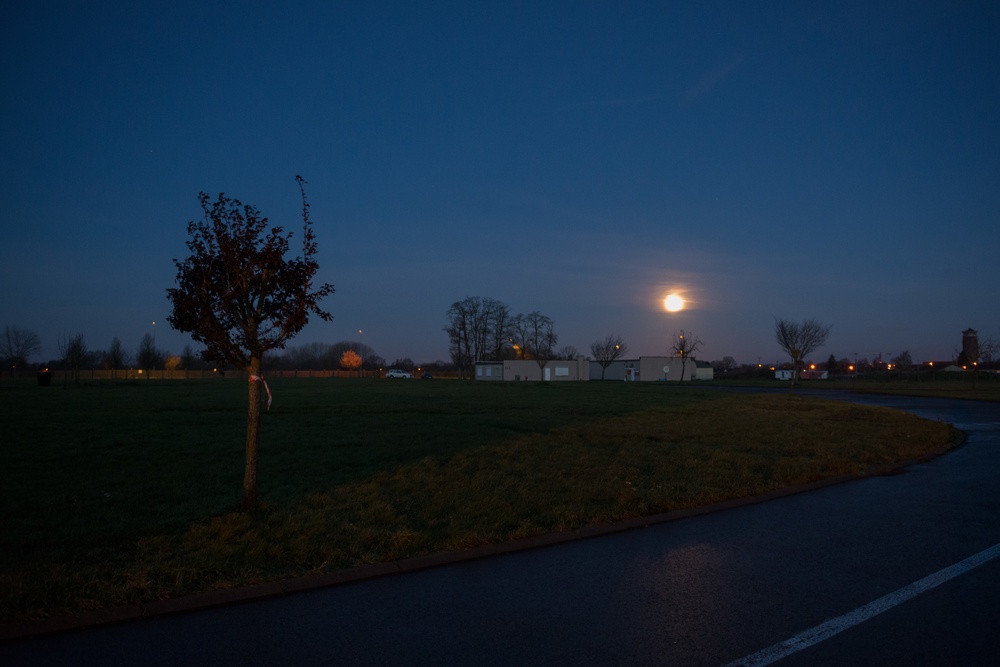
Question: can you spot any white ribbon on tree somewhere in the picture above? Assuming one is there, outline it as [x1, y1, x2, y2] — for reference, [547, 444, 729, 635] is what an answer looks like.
[249, 374, 272, 410]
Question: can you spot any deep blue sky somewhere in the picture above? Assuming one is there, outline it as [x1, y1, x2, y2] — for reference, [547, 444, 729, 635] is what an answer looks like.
[3, 1, 998, 367]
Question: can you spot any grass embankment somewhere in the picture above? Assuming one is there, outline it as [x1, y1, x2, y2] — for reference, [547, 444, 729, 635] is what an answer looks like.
[0, 379, 953, 622]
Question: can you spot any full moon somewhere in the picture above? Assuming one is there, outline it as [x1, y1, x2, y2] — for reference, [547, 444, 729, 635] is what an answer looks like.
[664, 294, 685, 312]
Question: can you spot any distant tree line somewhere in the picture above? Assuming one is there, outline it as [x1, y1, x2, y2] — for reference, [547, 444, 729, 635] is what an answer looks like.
[265, 341, 383, 371]
[7, 317, 995, 383]
[1, 323, 457, 380]
[444, 296, 650, 381]
[261, 341, 449, 373]
[445, 296, 584, 379]
[0, 324, 220, 380]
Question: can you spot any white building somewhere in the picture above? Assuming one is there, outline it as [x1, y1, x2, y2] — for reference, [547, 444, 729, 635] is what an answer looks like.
[475, 357, 590, 382]
[475, 355, 712, 382]
[589, 357, 699, 382]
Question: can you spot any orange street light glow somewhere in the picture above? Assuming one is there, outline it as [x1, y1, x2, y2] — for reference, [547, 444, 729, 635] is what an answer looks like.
[664, 294, 684, 312]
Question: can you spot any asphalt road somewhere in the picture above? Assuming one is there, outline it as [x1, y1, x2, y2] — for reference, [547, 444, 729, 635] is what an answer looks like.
[3, 391, 998, 666]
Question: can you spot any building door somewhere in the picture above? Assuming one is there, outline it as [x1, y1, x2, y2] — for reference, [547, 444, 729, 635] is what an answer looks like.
[544, 367, 551, 381]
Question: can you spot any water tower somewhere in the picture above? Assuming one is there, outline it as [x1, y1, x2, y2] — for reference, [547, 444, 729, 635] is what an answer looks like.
[962, 328, 979, 364]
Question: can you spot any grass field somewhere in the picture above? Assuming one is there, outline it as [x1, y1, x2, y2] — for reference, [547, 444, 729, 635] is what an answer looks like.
[706, 374, 1000, 402]
[0, 378, 955, 622]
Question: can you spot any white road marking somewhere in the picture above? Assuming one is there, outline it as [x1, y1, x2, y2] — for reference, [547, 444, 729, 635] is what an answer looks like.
[725, 541, 1000, 667]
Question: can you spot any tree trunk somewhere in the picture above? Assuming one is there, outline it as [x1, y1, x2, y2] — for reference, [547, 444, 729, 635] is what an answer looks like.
[242, 355, 262, 510]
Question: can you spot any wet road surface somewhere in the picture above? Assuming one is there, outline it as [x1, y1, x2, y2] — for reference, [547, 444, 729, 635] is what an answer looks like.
[3, 391, 998, 666]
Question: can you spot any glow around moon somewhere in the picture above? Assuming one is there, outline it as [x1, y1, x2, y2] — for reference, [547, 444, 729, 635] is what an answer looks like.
[664, 294, 685, 312]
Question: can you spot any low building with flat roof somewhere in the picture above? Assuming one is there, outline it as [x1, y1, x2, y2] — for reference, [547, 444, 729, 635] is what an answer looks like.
[475, 357, 590, 381]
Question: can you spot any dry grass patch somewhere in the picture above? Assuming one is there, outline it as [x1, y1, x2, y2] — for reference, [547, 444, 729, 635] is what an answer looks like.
[1, 387, 953, 623]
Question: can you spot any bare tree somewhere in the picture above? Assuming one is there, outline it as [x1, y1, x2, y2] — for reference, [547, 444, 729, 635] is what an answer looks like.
[557, 345, 579, 360]
[167, 176, 334, 510]
[136, 333, 162, 375]
[445, 296, 513, 378]
[445, 297, 480, 379]
[980, 335, 998, 363]
[180, 344, 205, 371]
[268, 341, 328, 370]
[103, 337, 130, 378]
[712, 356, 738, 373]
[485, 297, 513, 361]
[671, 330, 702, 382]
[508, 312, 530, 360]
[590, 334, 628, 380]
[391, 357, 416, 371]
[774, 318, 831, 387]
[58, 333, 88, 384]
[1, 325, 42, 376]
[518, 311, 557, 379]
[891, 350, 913, 370]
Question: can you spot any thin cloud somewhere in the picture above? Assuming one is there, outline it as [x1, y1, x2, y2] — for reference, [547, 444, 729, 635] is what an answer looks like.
[553, 94, 668, 112]
[682, 54, 745, 104]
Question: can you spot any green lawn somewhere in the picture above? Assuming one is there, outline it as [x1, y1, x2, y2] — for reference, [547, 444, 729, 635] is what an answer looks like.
[704, 373, 1000, 402]
[0, 378, 954, 621]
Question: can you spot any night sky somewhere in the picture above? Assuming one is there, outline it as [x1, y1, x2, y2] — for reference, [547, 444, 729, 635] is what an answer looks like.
[3, 1, 998, 367]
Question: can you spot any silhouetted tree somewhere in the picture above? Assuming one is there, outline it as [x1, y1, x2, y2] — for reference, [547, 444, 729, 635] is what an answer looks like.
[826, 354, 838, 374]
[891, 350, 913, 370]
[451, 300, 473, 369]
[557, 345, 579, 360]
[167, 176, 334, 510]
[671, 330, 702, 382]
[774, 318, 831, 388]
[591, 334, 628, 380]
[272, 342, 325, 369]
[361, 350, 385, 370]
[445, 297, 476, 377]
[485, 298, 513, 360]
[1, 325, 41, 376]
[103, 337, 129, 377]
[391, 357, 415, 371]
[518, 311, 557, 378]
[58, 333, 88, 384]
[712, 356, 738, 374]
[421, 359, 455, 375]
[980, 336, 997, 363]
[136, 333, 161, 374]
[180, 344, 205, 371]
[445, 296, 512, 379]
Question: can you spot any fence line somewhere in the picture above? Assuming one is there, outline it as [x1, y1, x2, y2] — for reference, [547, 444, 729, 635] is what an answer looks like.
[38, 369, 231, 382]
[26, 369, 419, 382]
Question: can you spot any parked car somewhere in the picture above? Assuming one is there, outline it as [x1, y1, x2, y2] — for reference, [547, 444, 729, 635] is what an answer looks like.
[385, 369, 413, 379]
[420, 373, 433, 380]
